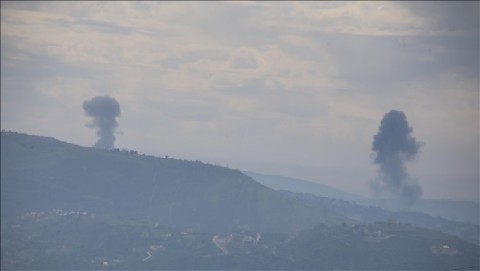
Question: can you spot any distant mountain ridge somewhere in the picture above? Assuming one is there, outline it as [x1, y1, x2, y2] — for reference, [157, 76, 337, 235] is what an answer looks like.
[1, 131, 350, 233]
[243, 171, 366, 202]
[245, 170, 479, 224]
[279, 190, 480, 245]
[2, 131, 479, 270]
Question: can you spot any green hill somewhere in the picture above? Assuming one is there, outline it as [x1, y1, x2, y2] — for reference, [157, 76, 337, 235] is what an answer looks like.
[280, 190, 480, 245]
[1, 131, 349, 232]
[2, 131, 479, 270]
[2, 211, 478, 270]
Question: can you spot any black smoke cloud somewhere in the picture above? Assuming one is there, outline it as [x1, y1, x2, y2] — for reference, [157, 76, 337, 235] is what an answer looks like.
[83, 96, 121, 149]
[371, 110, 423, 205]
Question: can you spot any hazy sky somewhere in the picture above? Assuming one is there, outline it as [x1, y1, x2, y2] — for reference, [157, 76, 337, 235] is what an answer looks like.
[1, 1, 478, 202]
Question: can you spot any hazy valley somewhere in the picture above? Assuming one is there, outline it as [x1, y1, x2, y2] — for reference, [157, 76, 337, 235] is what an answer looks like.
[1, 131, 479, 270]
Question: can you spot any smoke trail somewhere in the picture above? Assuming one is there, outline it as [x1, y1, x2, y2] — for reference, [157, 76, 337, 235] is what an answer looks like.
[371, 110, 423, 205]
[83, 96, 121, 149]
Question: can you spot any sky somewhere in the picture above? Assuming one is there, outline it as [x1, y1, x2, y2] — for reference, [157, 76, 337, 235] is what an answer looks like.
[1, 1, 479, 202]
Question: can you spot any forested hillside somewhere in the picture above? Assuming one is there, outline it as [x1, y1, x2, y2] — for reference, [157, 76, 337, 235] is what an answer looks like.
[2, 131, 479, 270]
[2, 211, 478, 270]
[280, 190, 480, 245]
[1, 131, 348, 232]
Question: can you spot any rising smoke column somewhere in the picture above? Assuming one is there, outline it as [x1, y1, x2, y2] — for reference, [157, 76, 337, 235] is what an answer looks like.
[371, 110, 423, 205]
[83, 96, 121, 149]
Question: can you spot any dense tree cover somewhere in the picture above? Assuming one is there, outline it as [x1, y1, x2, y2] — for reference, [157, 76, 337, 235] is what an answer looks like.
[280, 190, 480, 245]
[1, 131, 348, 233]
[2, 211, 478, 270]
[2, 131, 479, 270]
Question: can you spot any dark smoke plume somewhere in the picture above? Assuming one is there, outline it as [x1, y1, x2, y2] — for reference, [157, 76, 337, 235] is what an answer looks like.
[83, 96, 120, 149]
[371, 110, 423, 206]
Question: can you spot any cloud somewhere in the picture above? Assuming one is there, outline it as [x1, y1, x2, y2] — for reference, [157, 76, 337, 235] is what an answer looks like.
[1, 1, 478, 201]
[253, 2, 426, 36]
[229, 47, 259, 69]
[396, 1, 479, 37]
